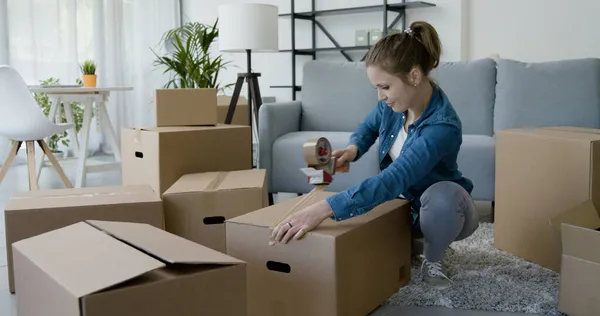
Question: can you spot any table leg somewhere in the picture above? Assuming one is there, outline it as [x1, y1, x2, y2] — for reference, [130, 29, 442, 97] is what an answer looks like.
[97, 98, 121, 162]
[62, 101, 80, 155]
[36, 96, 61, 181]
[75, 101, 94, 188]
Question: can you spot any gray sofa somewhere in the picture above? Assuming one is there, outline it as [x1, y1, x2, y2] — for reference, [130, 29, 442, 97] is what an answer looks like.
[258, 57, 600, 205]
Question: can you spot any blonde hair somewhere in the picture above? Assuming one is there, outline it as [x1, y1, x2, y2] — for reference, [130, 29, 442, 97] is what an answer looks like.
[365, 21, 442, 82]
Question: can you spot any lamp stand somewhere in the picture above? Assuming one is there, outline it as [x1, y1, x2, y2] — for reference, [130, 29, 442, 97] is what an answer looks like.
[225, 49, 262, 168]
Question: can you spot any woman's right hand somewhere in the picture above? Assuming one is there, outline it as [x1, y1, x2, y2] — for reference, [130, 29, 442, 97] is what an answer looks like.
[331, 145, 358, 172]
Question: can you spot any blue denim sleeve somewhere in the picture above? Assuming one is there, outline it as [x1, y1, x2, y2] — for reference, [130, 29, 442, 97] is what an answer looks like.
[325, 123, 461, 221]
[348, 101, 383, 161]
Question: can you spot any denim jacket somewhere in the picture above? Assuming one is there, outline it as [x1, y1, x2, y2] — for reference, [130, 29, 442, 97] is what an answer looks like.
[325, 83, 473, 224]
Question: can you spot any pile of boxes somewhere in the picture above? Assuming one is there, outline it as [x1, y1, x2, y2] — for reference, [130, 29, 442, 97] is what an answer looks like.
[3, 88, 414, 316]
[494, 126, 600, 316]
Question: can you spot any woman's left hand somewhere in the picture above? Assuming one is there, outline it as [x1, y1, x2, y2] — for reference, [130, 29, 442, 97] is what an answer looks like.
[270, 200, 334, 244]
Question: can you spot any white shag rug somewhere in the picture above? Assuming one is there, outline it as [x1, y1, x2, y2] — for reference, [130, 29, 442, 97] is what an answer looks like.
[385, 223, 567, 315]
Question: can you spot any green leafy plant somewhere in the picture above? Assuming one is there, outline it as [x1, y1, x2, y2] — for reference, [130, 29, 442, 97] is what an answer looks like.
[152, 20, 234, 92]
[33, 78, 85, 152]
[80, 60, 96, 75]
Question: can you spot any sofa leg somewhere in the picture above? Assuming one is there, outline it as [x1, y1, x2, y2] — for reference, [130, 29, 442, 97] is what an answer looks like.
[297, 193, 302, 197]
[491, 201, 495, 223]
[268, 193, 274, 206]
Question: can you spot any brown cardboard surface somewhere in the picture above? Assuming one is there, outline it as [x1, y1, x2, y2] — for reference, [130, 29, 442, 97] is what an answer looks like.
[226, 191, 412, 316]
[163, 169, 268, 252]
[4, 185, 164, 294]
[155, 88, 217, 126]
[217, 95, 249, 125]
[549, 200, 600, 316]
[121, 124, 252, 195]
[495, 127, 600, 272]
[13, 220, 246, 316]
[88, 220, 244, 264]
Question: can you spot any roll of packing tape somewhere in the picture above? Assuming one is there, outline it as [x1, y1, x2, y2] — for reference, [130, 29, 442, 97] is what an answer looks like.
[303, 137, 332, 166]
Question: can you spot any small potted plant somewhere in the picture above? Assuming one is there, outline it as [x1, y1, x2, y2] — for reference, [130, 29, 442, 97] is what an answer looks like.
[80, 60, 97, 87]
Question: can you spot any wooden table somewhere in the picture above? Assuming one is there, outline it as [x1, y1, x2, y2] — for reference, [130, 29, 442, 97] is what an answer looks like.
[28, 86, 133, 188]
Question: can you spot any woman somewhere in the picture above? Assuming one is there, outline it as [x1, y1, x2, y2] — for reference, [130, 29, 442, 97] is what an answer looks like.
[270, 21, 479, 289]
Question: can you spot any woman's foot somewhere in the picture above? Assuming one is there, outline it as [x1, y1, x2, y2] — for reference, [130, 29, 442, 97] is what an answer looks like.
[421, 258, 453, 289]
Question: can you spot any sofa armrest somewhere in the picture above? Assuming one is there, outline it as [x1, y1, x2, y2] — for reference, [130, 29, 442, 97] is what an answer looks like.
[258, 101, 302, 192]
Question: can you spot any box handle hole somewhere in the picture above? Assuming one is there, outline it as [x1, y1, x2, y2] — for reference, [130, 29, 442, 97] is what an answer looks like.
[266, 261, 291, 274]
[203, 216, 225, 225]
[135, 151, 144, 159]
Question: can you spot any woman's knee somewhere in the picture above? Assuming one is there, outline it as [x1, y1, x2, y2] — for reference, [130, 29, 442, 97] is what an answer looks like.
[420, 181, 469, 215]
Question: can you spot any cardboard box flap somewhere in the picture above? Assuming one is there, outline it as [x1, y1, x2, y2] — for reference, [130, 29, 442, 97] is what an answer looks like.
[504, 127, 600, 143]
[5, 185, 159, 211]
[167, 170, 266, 194]
[549, 199, 600, 263]
[227, 190, 410, 237]
[12, 222, 165, 298]
[87, 220, 244, 265]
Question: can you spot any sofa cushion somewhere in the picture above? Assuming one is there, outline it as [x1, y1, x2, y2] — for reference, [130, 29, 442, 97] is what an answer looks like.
[300, 61, 377, 132]
[494, 58, 600, 132]
[430, 58, 497, 136]
[271, 131, 380, 193]
[457, 135, 495, 201]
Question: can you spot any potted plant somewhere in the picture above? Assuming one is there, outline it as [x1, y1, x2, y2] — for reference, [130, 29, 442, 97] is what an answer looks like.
[80, 60, 97, 87]
[152, 20, 234, 92]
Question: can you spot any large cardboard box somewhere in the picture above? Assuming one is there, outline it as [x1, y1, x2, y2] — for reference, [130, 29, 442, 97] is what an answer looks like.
[495, 126, 600, 271]
[121, 124, 252, 195]
[550, 199, 600, 316]
[163, 169, 269, 252]
[4, 185, 164, 293]
[217, 95, 249, 125]
[226, 191, 412, 316]
[155, 88, 218, 126]
[13, 220, 246, 316]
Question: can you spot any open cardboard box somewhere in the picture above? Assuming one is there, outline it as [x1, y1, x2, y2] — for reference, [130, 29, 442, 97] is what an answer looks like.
[549, 199, 600, 316]
[13, 220, 246, 316]
[4, 185, 164, 294]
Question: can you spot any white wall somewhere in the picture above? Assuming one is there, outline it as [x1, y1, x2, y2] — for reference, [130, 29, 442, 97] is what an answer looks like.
[182, 0, 466, 102]
[467, 0, 600, 62]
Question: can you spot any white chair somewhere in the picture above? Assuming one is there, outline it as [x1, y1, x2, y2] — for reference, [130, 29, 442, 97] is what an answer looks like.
[0, 65, 73, 190]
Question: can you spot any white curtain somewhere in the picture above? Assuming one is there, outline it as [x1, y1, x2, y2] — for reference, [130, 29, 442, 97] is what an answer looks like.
[0, 0, 180, 163]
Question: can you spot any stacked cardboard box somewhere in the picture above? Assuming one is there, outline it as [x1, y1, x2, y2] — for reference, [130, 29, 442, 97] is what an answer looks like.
[122, 88, 253, 195]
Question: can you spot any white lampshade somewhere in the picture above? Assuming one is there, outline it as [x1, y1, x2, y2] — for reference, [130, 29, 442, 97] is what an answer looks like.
[218, 3, 279, 52]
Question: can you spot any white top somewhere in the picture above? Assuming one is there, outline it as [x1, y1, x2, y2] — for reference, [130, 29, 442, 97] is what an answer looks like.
[389, 124, 408, 161]
[28, 86, 133, 93]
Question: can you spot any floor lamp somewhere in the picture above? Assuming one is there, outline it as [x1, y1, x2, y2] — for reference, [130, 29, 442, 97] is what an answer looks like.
[218, 3, 279, 168]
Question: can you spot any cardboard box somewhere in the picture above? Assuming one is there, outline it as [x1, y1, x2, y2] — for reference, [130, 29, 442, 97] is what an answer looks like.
[226, 191, 412, 316]
[163, 169, 269, 252]
[217, 95, 249, 125]
[13, 220, 246, 316]
[355, 29, 369, 46]
[550, 199, 600, 316]
[4, 185, 164, 293]
[495, 126, 600, 271]
[369, 29, 382, 44]
[121, 124, 252, 195]
[155, 88, 218, 126]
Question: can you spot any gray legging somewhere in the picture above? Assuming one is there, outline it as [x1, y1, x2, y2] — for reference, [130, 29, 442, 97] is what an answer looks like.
[418, 181, 479, 262]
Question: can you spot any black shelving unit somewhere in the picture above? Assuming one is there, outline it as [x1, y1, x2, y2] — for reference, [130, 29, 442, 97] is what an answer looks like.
[272, 0, 436, 100]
